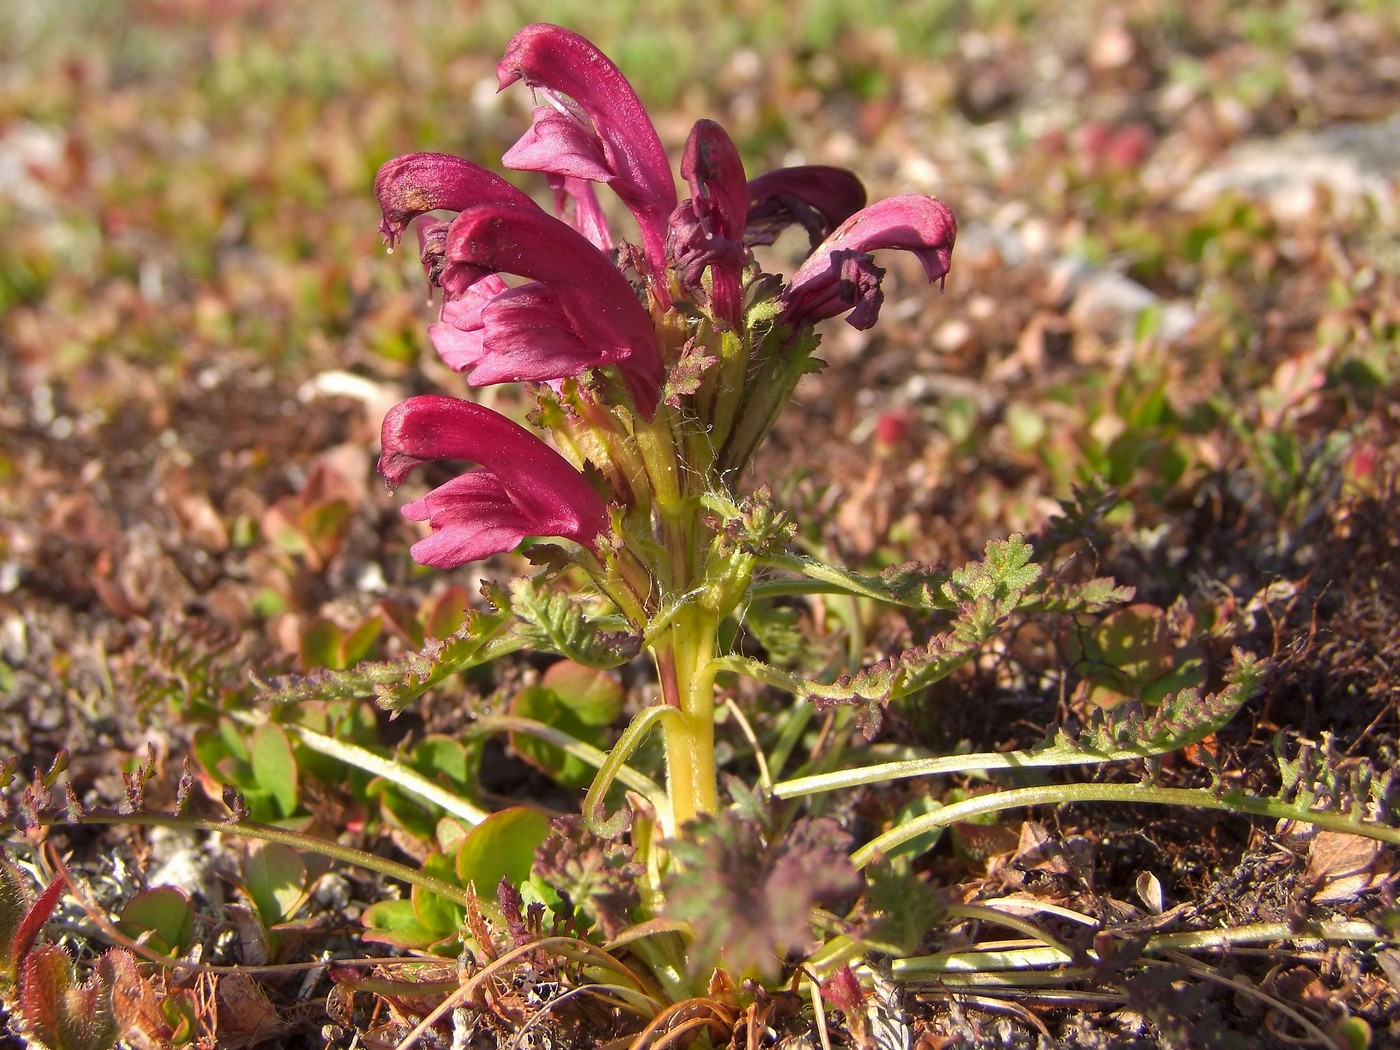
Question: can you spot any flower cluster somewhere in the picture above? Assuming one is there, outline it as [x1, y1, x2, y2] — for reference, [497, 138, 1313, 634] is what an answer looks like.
[374, 23, 956, 578]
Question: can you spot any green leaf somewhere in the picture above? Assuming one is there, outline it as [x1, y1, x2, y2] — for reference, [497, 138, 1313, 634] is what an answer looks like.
[886, 797, 946, 862]
[339, 615, 383, 667]
[257, 604, 521, 712]
[117, 887, 194, 958]
[242, 842, 309, 927]
[367, 734, 483, 844]
[455, 806, 552, 898]
[217, 717, 250, 763]
[540, 661, 625, 725]
[361, 898, 442, 950]
[856, 861, 945, 956]
[410, 734, 474, 787]
[508, 578, 641, 669]
[510, 663, 623, 787]
[1063, 604, 1207, 708]
[248, 722, 299, 819]
[411, 851, 464, 939]
[742, 603, 806, 667]
[425, 588, 471, 641]
[298, 618, 344, 672]
[1005, 402, 1047, 450]
[287, 699, 381, 785]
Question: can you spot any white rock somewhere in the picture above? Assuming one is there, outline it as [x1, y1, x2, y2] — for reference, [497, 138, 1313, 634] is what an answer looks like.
[1178, 113, 1400, 221]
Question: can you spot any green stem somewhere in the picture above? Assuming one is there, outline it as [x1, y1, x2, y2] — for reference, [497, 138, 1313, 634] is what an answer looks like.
[470, 714, 667, 806]
[887, 919, 1390, 982]
[853, 781, 1400, 868]
[656, 606, 720, 832]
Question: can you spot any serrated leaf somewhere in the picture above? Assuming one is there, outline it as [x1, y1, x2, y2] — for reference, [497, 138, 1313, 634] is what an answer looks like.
[508, 578, 640, 669]
[258, 605, 520, 712]
[4, 871, 61, 985]
[857, 861, 944, 956]
[19, 943, 119, 1050]
[663, 812, 859, 982]
[0, 849, 35, 973]
[806, 625, 983, 736]
[1039, 648, 1263, 761]
[941, 534, 1041, 605]
[663, 337, 718, 406]
[533, 815, 643, 940]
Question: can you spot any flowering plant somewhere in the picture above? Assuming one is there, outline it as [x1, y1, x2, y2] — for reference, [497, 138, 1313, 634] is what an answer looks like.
[349, 19, 1271, 1006]
[375, 22, 954, 836]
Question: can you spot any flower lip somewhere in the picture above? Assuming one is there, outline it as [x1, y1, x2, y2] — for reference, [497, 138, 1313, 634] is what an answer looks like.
[779, 194, 956, 331]
[682, 120, 748, 237]
[669, 120, 749, 328]
[373, 152, 538, 247]
[440, 202, 664, 413]
[745, 166, 868, 248]
[379, 395, 609, 567]
[429, 281, 601, 387]
[497, 23, 677, 281]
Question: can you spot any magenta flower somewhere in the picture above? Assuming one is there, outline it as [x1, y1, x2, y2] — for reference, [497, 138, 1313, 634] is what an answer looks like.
[425, 274, 509, 374]
[780, 194, 957, 331]
[378, 396, 609, 568]
[371, 23, 959, 572]
[745, 166, 868, 248]
[429, 278, 616, 389]
[374, 152, 538, 248]
[439, 202, 664, 414]
[668, 120, 749, 329]
[497, 24, 678, 284]
[549, 175, 615, 254]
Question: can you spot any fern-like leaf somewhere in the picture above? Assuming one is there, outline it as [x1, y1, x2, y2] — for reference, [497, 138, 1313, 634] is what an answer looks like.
[507, 577, 641, 669]
[258, 605, 520, 712]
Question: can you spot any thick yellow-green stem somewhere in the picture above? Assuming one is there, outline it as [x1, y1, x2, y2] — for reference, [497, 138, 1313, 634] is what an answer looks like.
[655, 604, 720, 833]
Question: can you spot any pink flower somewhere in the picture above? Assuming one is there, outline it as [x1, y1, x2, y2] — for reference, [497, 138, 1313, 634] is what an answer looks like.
[668, 120, 749, 328]
[745, 166, 867, 248]
[497, 24, 678, 284]
[373, 152, 537, 248]
[378, 396, 609, 568]
[780, 195, 956, 331]
[428, 278, 611, 388]
[438, 202, 664, 414]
